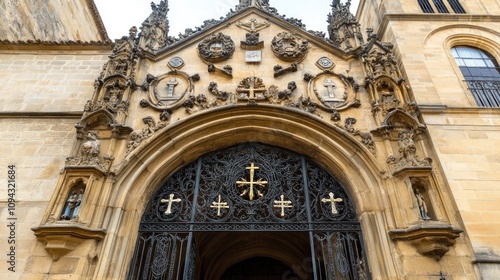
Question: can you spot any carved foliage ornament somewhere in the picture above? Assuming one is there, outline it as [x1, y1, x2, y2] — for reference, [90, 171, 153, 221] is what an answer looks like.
[271, 32, 309, 62]
[198, 32, 235, 63]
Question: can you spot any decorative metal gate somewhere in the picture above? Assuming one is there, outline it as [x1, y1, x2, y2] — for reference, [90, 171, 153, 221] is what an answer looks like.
[128, 143, 370, 279]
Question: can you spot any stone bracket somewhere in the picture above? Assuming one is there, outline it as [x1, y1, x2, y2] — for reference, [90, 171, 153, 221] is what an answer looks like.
[389, 222, 462, 260]
[32, 224, 106, 261]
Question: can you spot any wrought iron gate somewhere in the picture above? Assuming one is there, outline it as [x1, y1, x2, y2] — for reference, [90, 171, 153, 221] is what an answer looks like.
[128, 143, 370, 279]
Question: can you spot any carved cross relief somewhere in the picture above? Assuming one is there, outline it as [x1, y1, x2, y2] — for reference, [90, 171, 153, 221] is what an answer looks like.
[236, 77, 267, 100]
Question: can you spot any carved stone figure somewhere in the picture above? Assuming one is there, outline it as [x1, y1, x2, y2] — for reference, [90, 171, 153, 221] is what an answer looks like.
[414, 189, 430, 220]
[142, 116, 166, 138]
[61, 189, 84, 220]
[138, 0, 169, 51]
[271, 32, 309, 62]
[126, 131, 143, 154]
[387, 129, 432, 172]
[72, 189, 84, 219]
[327, 0, 363, 50]
[398, 130, 419, 166]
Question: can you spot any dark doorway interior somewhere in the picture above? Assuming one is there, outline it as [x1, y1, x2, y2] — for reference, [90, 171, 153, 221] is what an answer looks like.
[220, 256, 299, 280]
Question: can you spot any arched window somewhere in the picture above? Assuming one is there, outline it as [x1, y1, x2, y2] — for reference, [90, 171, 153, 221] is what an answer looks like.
[452, 46, 500, 107]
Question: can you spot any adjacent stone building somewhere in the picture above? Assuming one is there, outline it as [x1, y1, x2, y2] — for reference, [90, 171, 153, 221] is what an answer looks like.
[1, 0, 499, 279]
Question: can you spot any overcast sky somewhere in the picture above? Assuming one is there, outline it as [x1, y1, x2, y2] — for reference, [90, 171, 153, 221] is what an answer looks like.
[94, 0, 360, 40]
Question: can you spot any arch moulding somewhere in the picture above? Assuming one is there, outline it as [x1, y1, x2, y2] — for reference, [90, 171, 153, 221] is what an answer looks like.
[94, 105, 399, 279]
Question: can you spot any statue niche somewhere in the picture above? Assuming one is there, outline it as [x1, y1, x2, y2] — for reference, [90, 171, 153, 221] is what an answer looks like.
[60, 184, 85, 221]
[372, 80, 401, 115]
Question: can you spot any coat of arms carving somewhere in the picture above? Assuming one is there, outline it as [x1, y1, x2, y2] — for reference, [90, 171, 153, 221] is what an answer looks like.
[198, 32, 235, 62]
[271, 32, 309, 62]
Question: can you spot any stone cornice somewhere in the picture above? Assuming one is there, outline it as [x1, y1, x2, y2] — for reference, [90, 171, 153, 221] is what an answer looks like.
[419, 104, 500, 115]
[378, 14, 500, 37]
[0, 111, 83, 119]
[0, 39, 113, 51]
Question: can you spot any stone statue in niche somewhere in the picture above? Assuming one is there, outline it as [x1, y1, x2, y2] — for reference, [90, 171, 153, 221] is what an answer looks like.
[61, 188, 84, 220]
[414, 188, 430, 220]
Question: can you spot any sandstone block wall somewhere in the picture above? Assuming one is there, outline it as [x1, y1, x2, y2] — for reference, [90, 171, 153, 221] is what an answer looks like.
[0, 49, 109, 279]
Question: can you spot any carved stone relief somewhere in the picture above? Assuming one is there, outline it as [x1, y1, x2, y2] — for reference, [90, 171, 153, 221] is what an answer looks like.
[138, 0, 169, 51]
[126, 116, 166, 155]
[198, 32, 235, 62]
[271, 32, 309, 62]
[274, 62, 297, 78]
[371, 80, 401, 115]
[236, 18, 270, 50]
[85, 79, 129, 118]
[236, 77, 267, 101]
[306, 71, 360, 111]
[141, 71, 198, 111]
[327, 0, 363, 51]
[316, 57, 335, 70]
[66, 131, 110, 171]
[386, 129, 432, 174]
[335, 118, 377, 156]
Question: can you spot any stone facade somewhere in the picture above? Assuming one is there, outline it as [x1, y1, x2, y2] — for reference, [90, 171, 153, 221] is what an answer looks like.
[0, 0, 499, 279]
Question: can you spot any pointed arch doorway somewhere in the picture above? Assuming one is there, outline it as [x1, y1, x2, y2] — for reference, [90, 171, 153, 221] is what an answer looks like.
[127, 143, 370, 279]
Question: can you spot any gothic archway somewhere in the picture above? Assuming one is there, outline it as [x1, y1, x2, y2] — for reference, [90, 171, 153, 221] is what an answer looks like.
[127, 142, 370, 279]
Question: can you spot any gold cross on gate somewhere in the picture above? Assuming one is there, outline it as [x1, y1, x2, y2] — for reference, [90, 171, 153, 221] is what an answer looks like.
[273, 194, 292, 217]
[322, 192, 343, 215]
[160, 193, 181, 215]
[210, 194, 229, 216]
[236, 162, 268, 201]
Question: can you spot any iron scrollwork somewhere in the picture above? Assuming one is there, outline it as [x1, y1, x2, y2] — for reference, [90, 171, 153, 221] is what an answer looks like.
[129, 143, 369, 279]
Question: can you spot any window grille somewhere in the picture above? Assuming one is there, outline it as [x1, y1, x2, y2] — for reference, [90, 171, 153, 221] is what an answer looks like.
[448, 0, 466, 13]
[452, 46, 500, 107]
[418, 0, 434, 13]
[433, 0, 450, 13]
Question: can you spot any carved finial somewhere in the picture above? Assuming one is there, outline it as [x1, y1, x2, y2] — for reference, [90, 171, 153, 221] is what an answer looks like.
[139, 0, 170, 51]
[327, 0, 363, 50]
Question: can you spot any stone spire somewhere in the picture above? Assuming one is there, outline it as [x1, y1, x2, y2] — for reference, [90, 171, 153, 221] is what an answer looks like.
[327, 0, 363, 51]
[138, 0, 170, 52]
